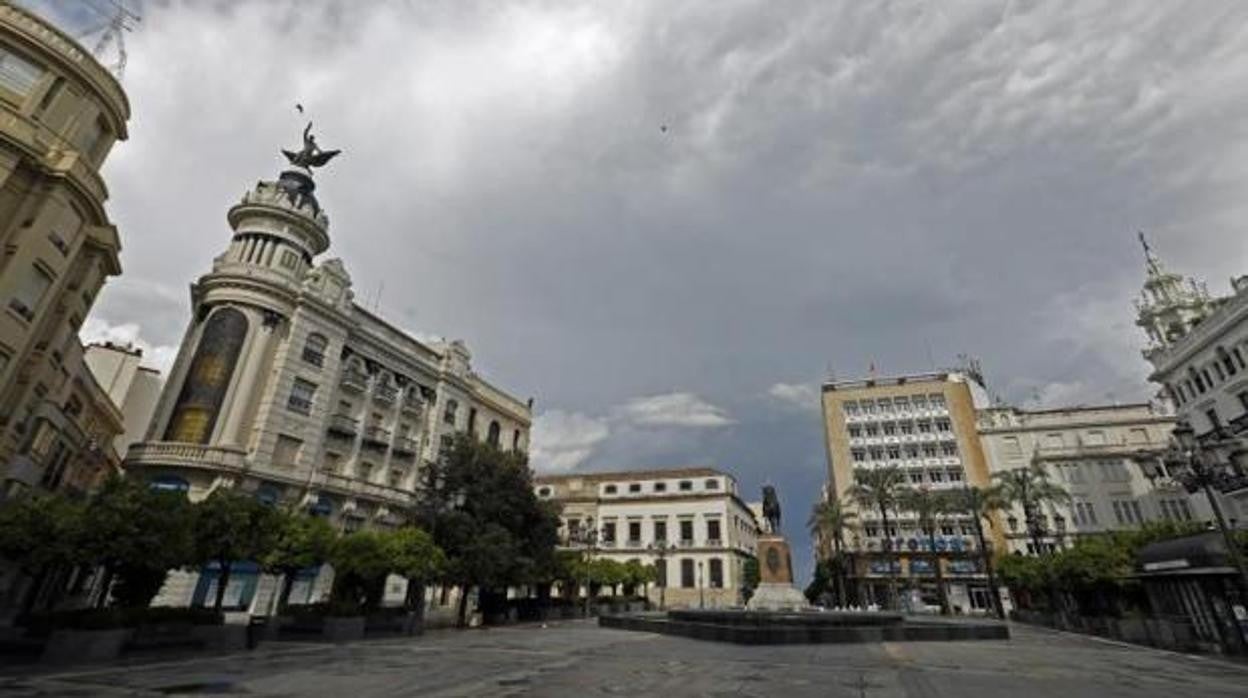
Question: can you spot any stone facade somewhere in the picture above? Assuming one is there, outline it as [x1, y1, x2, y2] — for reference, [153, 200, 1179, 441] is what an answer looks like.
[1135, 236, 1248, 520]
[0, 4, 129, 501]
[977, 403, 1206, 554]
[83, 342, 162, 458]
[535, 467, 760, 609]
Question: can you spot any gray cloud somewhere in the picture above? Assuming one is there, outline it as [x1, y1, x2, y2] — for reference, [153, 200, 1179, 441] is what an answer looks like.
[33, 0, 1248, 581]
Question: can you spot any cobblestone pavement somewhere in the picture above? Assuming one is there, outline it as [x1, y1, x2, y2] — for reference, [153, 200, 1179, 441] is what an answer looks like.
[1, 620, 1246, 697]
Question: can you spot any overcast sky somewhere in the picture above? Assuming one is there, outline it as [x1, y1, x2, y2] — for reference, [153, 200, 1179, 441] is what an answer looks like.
[32, 0, 1248, 580]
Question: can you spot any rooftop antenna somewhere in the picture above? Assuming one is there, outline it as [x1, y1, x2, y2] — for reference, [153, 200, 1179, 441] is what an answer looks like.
[77, 1, 140, 80]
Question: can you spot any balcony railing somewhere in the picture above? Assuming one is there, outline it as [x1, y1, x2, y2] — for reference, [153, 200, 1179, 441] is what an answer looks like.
[340, 370, 369, 392]
[326, 414, 358, 438]
[599, 539, 616, 549]
[678, 539, 695, 548]
[125, 442, 247, 474]
[706, 538, 722, 548]
[362, 426, 391, 449]
[392, 436, 419, 457]
[625, 538, 642, 549]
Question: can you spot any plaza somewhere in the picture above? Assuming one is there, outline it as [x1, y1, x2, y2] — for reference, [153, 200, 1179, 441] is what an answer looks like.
[2, 620, 1246, 697]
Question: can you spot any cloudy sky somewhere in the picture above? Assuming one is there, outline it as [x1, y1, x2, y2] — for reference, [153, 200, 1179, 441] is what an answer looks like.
[31, 0, 1248, 579]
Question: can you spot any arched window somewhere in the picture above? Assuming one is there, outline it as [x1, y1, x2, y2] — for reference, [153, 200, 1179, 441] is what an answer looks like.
[302, 333, 327, 367]
[165, 307, 248, 443]
[487, 420, 501, 446]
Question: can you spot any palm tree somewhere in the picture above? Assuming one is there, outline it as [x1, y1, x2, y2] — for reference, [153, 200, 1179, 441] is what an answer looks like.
[993, 463, 1070, 556]
[849, 466, 907, 610]
[897, 486, 953, 615]
[949, 485, 1008, 619]
[807, 496, 856, 606]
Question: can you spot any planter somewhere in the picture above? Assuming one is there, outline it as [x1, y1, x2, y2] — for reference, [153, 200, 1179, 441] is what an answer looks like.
[42, 628, 131, 665]
[323, 616, 365, 643]
[191, 624, 247, 652]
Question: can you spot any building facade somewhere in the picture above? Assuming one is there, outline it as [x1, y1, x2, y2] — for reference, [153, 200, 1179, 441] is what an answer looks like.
[821, 371, 1002, 613]
[0, 4, 130, 499]
[534, 468, 760, 609]
[84, 342, 162, 458]
[126, 132, 531, 608]
[1135, 236, 1248, 520]
[977, 403, 1207, 554]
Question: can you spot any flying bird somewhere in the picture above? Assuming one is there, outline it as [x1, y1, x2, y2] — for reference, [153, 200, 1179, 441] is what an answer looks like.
[296, 103, 304, 114]
[660, 124, 668, 133]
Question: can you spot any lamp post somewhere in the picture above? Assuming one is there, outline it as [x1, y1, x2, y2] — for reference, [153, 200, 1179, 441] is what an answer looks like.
[647, 541, 675, 610]
[570, 518, 599, 618]
[1154, 421, 1248, 598]
[697, 560, 705, 609]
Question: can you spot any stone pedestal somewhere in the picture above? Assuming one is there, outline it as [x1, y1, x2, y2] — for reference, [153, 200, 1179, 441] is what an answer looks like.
[747, 535, 811, 611]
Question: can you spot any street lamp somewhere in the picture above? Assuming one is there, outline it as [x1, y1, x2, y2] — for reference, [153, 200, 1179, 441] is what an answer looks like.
[697, 560, 705, 609]
[1156, 421, 1248, 598]
[647, 540, 676, 610]
[570, 518, 599, 618]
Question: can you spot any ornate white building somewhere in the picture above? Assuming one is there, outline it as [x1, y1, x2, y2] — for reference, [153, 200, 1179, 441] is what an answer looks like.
[125, 132, 531, 608]
[1135, 235, 1248, 521]
[534, 468, 760, 609]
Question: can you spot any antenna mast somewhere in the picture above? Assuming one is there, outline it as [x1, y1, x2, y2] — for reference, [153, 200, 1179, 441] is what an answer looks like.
[76, 1, 140, 80]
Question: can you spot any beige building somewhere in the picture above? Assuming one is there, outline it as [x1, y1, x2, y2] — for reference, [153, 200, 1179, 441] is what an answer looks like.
[84, 341, 163, 457]
[0, 4, 129, 498]
[127, 126, 531, 609]
[1135, 237, 1248, 520]
[977, 403, 1207, 555]
[534, 468, 760, 609]
[821, 370, 1002, 613]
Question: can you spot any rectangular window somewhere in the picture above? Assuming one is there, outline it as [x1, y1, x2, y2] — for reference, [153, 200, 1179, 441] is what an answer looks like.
[628, 521, 641, 542]
[928, 394, 946, 409]
[0, 47, 42, 96]
[653, 520, 667, 541]
[389, 469, 403, 487]
[273, 434, 302, 467]
[882, 422, 896, 436]
[843, 401, 859, 417]
[935, 418, 951, 432]
[602, 522, 616, 543]
[851, 448, 866, 462]
[948, 470, 963, 482]
[1206, 408, 1221, 432]
[443, 399, 458, 426]
[654, 481, 667, 492]
[941, 443, 958, 456]
[709, 559, 724, 588]
[899, 421, 914, 435]
[917, 420, 932, 434]
[629, 482, 641, 493]
[886, 446, 901, 459]
[10, 264, 53, 321]
[680, 559, 695, 588]
[1128, 501, 1144, 524]
[707, 519, 721, 542]
[287, 379, 317, 414]
[679, 520, 694, 544]
[848, 425, 862, 438]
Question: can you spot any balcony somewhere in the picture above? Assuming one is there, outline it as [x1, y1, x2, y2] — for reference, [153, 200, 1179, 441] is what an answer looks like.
[678, 539, 695, 548]
[392, 436, 419, 457]
[362, 426, 391, 450]
[706, 538, 722, 548]
[322, 472, 413, 506]
[625, 538, 643, 549]
[401, 392, 423, 415]
[600, 539, 616, 549]
[125, 442, 247, 474]
[326, 414, 358, 438]
[340, 370, 369, 393]
[374, 383, 398, 405]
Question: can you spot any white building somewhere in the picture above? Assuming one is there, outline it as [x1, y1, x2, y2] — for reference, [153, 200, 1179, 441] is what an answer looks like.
[977, 403, 1209, 555]
[1135, 235, 1248, 521]
[125, 133, 531, 610]
[84, 342, 163, 458]
[534, 468, 760, 609]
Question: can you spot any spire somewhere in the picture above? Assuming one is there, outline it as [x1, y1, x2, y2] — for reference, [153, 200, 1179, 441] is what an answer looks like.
[1139, 231, 1162, 277]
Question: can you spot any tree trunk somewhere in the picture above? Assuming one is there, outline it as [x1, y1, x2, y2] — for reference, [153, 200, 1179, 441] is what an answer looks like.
[214, 560, 231, 611]
[973, 514, 1005, 619]
[456, 585, 470, 628]
[276, 571, 295, 613]
[831, 537, 846, 607]
[880, 506, 898, 610]
[927, 528, 950, 615]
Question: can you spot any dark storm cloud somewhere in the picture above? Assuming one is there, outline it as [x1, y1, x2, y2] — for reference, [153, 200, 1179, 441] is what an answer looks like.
[32, 0, 1248, 580]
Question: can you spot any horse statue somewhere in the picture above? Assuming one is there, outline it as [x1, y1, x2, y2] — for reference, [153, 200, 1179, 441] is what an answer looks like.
[761, 485, 782, 534]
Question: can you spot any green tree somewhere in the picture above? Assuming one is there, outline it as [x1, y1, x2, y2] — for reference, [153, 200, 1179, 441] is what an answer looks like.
[804, 559, 834, 604]
[898, 486, 954, 615]
[78, 477, 194, 608]
[849, 466, 907, 609]
[948, 485, 1008, 619]
[424, 435, 560, 626]
[329, 529, 395, 612]
[190, 489, 280, 611]
[993, 464, 1070, 556]
[806, 497, 856, 607]
[0, 493, 85, 611]
[261, 510, 338, 613]
[386, 526, 446, 614]
[741, 557, 760, 604]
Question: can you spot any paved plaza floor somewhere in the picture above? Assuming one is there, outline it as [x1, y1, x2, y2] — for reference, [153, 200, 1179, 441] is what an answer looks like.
[1, 620, 1246, 697]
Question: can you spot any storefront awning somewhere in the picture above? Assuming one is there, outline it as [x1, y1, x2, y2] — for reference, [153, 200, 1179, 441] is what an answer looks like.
[1135, 531, 1234, 577]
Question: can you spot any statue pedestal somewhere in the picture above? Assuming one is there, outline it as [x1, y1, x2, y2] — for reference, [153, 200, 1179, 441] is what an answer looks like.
[746, 535, 811, 611]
